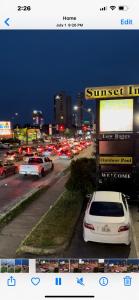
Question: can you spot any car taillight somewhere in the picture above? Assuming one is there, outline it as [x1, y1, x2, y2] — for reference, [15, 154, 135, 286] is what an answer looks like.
[84, 222, 95, 230]
[18, 147, 22, 154]
[118, 224, 129, 232]
[27, 147, 31, 153]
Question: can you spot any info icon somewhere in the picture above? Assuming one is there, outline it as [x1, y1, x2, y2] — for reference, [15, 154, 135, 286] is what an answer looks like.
[99, 277, 108, 286]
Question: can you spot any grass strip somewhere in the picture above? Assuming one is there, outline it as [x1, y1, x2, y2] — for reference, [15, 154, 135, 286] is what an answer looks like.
[18, 190, 83, 253]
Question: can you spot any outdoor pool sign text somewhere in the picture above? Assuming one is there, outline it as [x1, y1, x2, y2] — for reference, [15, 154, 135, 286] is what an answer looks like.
[99, 156, 133, 165]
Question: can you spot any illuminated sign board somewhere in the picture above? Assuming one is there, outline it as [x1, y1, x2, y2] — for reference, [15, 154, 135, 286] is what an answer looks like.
[100, 99, 133, 132]
[99, 156, 133, 164]
[85, 84, 139, 99]
[0, 121, 12, 136]
[99, 133, 132, 140]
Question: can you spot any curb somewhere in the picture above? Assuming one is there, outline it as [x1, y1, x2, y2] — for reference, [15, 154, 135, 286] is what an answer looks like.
[17, 241, 69, 256]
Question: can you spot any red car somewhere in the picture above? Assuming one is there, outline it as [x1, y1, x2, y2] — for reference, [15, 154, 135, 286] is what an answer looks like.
[58, 150, 74, 159]
[0, 161, 18, 178]
[36, 145, 45, 153]
[18, 146, 36, 155]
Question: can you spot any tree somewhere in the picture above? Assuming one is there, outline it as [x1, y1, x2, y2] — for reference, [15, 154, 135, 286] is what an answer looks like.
[66, 158, 96, 196]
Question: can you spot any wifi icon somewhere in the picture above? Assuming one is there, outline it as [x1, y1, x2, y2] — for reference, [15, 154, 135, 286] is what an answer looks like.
[110, 5, 116, 10]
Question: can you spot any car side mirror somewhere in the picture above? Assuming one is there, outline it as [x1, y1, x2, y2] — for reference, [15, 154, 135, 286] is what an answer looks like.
[123, 194, 130, 201]
[125, 195, 131, 201]
[86, 194, 92, 199]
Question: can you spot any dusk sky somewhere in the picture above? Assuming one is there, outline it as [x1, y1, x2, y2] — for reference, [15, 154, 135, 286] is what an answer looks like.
[0, 30, 139, 123]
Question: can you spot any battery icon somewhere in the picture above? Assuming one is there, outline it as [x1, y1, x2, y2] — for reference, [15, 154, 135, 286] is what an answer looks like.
[118, 5, 129, 11]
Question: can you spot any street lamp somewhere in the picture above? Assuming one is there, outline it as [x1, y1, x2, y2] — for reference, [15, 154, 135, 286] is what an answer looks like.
[73, 106, 79, 133]
[73, 105, 78, 111]
[73, 105, 94, 131]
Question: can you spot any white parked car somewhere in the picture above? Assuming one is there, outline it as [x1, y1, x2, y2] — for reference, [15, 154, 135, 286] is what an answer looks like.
[83, 191, 131, 245]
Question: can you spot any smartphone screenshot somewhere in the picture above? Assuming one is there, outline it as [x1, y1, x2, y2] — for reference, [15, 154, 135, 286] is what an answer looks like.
[0, 0, 139, 299]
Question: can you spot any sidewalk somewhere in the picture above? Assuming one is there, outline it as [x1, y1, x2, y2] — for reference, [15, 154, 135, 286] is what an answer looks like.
[0, 173, 69, 258]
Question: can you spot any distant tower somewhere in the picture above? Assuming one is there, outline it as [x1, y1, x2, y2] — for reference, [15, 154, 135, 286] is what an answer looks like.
[54, 92, 72, 128]
[32, 110, 44, 128]
[77, 92, 84, 127]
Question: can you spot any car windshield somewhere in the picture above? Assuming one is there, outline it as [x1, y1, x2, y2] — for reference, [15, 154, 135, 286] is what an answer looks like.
[89, 201, 124, 217]
[28, 158, 43, 164]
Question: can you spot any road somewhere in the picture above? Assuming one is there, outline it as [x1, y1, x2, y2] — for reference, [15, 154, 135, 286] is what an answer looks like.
[0, 146, 93, 214]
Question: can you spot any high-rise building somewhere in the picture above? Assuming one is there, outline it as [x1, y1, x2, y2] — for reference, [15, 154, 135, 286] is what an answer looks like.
[54, 92, 72, 128]
[32, 110, 44, 128]
[77, 92, 84, 127]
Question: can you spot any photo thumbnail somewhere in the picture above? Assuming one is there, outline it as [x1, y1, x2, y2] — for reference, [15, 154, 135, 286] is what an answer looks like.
[0, 30, 139, 259]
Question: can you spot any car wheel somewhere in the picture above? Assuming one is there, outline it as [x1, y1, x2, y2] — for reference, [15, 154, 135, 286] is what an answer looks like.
[51, 163, 54, 170]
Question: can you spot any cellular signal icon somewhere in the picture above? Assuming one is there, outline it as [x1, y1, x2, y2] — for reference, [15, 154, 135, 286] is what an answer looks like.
[110, 6, 116, 10]
[100, 6, 107, 11]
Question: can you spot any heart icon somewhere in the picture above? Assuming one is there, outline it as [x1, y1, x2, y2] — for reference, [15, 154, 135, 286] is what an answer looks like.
[31, 277, 40, 286]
